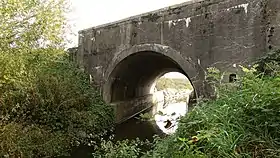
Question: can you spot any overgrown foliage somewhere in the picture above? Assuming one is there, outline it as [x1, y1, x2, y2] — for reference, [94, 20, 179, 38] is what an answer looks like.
[145, 50, 280, 157]
[255, 49, 280, 77]
[96, 50, 280, 158]
[0, 0, 68, 51]
[0, 0, 114, 157]
[0, 51, 114, 157]
[93, 138, 152, 158]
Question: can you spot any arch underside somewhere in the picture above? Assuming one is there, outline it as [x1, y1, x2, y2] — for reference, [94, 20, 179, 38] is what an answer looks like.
[103, 44, 199, 104]
[110, 51, 185, 102]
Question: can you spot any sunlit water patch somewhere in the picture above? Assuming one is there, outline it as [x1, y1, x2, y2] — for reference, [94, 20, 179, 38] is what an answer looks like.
[154, 102, 188, 134]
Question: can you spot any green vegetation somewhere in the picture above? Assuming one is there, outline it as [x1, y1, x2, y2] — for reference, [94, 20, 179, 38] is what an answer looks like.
[93, 138, 152, 158]
[155, 78, 193, 91]
[0, 0, 114, 157]
[1, 0, 280, 157]
[95, 51, 280, 158]
[147, 51, 280, 157]
[0, 53, 114, 157]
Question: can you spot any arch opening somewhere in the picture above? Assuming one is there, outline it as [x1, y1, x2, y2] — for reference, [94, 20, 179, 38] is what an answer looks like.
[108, 51, 194, 103]
[152, 72, 193, 134]
[106, 49, 197, 138]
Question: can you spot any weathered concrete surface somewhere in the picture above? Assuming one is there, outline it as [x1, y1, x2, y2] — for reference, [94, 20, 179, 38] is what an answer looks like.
[111, 95, 154, 124]
[74, 0, 280, 122]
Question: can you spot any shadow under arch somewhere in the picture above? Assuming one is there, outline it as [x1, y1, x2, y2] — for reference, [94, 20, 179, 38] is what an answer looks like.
[103, 44, 199, 104]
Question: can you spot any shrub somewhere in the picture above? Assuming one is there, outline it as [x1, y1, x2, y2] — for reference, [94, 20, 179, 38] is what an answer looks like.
[1, 1, 114, 157]
[0, 51, 114, 157]
[93, 138, 152, 158]
[0, 0, 67, 51]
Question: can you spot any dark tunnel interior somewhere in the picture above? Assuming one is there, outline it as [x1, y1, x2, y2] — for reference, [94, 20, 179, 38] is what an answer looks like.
[109, 51, 189, 102]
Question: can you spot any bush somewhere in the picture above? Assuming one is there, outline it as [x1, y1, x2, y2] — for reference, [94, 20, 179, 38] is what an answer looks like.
[0, 51, 114, 157]
[0, 0, 67, 51]
[0, 123, 70, 157]
[1, 1, 114, 157]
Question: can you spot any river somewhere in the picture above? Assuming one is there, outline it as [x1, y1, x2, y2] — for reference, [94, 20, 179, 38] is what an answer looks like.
[66, 113, 164, 157]
[67, 104, 188, 157]
[67, 88, 192, 157]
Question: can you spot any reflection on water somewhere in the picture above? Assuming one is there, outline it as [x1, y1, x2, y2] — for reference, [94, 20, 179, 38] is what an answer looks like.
[152, 87, 192, 135]
[154, 102, 188, 134]
[67, 88, 192, 157]
[114, 113, 165, 141]
[66, 145, 93, 158]
[66, 111, 165, 158]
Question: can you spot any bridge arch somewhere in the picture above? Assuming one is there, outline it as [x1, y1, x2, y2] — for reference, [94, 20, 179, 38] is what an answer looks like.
[103, 44, 199, 104]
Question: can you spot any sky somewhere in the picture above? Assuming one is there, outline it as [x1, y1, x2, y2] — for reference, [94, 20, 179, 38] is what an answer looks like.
[67, 0, 190, 47]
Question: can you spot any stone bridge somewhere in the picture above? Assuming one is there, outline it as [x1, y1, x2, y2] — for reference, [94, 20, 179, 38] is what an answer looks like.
[70, 0, 280, 123]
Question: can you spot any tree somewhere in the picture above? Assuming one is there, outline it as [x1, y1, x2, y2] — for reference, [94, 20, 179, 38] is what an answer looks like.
[0, 0, 68, 53]
[0, 1, 114, 157]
